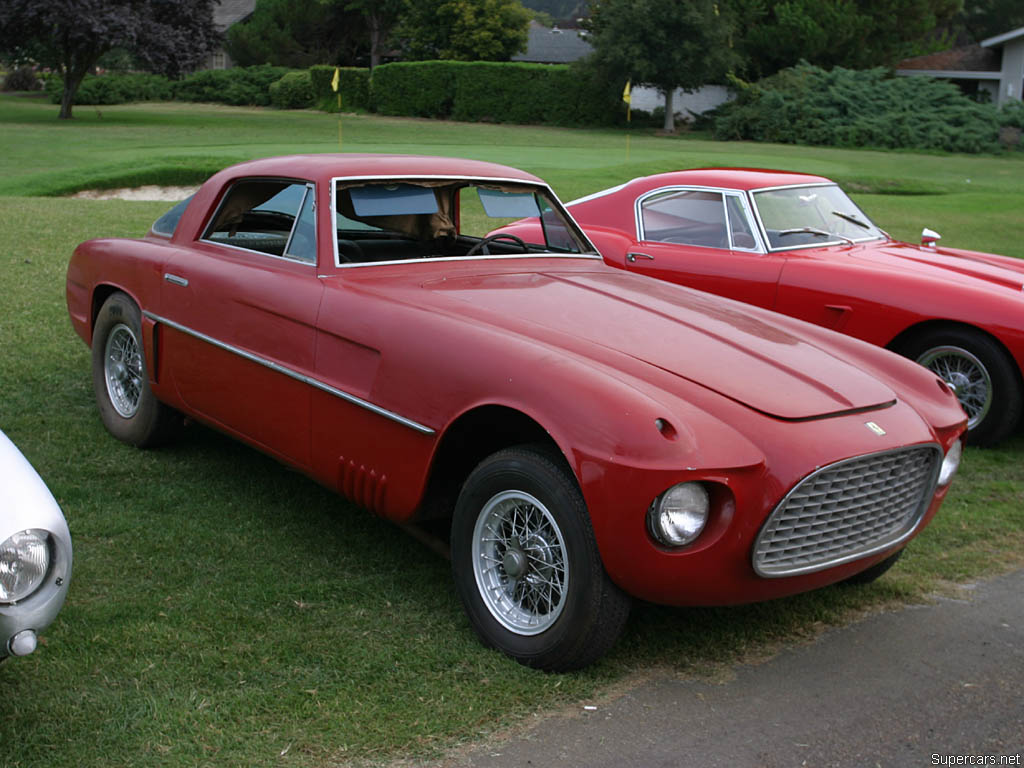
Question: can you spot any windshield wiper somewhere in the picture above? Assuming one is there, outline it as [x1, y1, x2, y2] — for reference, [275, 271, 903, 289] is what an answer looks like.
[831, 210, 871, 230]
[778, 227, 856, 246]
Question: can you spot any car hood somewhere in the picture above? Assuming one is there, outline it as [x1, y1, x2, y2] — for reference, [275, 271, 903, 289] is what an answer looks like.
[415, 266, 896, 420]
[852, 241, 1024, 292]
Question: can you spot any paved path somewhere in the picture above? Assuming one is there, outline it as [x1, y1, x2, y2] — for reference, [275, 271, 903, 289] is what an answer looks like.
[442, 570, 1024, 767]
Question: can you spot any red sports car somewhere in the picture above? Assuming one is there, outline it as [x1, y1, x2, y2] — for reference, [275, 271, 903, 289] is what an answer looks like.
[67, 156, 965, 671]
[500, 169, 1024, 446]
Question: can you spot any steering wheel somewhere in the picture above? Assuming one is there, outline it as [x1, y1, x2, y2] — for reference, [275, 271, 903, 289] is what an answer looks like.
[465, 233, 529, 257]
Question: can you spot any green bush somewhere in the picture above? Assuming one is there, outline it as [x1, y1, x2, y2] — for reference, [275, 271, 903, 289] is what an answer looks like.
[45, 72, 173, 105]
[269, 71, 314, 109]
[712, 63, 1003, 154]
[367, 60, 622, 127]
[3, 66, 42, 92]
[371, 61, 456, 119]
[309, 65, 371, 111]
[173, 65, 291, 107]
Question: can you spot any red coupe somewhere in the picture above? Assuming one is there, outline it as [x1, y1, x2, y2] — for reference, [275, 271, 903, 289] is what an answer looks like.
[67, 156, 965, 671]
[501, 169, 1024, 446]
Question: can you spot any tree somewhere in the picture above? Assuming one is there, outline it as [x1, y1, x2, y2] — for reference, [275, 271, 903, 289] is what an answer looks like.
[398, 0, 532, 61]
[956, 0, 1024, 42]
[226, 0, 364, 68]
[0, 0, 218, 119]
[730, 0, 963, 80]
[585, 0, 739, 132]
[344, 0, 405, 69]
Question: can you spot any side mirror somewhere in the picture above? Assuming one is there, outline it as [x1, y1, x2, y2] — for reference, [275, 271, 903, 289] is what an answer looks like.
[921, 228, 941, 247]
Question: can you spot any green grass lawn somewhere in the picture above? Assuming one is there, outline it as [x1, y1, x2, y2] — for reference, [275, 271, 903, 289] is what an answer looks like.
[1, 93, 1023, 767]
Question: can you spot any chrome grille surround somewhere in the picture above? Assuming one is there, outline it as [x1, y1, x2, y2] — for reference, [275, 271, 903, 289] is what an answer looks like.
[753, 444, 941, 578]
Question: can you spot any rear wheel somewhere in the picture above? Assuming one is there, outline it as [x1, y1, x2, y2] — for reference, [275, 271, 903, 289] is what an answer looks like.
[451, 446, 631, 671]
[897, 327, 1021, 447]
[91, 292, 180, 447]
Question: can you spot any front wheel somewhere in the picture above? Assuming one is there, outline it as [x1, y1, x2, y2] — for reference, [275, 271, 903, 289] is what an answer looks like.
[451, 447, 630, 671]
[91, 292, 180, 447]
[897, 327, 1022, 447]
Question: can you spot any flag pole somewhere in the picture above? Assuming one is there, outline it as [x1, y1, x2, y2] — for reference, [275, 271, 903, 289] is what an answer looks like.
[622, 80, 632, 162]
[331, 67, 342, 151]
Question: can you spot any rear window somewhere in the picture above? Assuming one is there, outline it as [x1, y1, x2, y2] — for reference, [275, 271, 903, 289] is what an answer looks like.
[152, 195, 194, 237]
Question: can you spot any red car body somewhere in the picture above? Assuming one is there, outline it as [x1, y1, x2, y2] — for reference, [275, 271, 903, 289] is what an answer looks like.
[67, 156, 965, 670]
[500, 169, 1024, 446]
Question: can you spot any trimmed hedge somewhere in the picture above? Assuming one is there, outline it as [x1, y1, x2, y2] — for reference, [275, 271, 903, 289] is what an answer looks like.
[173, 65, 292, 106]
[309, 65, 371, 111]
[712, 63, 1003, 154]
[45, 72, 174, 105]
[269, 71, 314, 109]
[369, 60, 621, 127]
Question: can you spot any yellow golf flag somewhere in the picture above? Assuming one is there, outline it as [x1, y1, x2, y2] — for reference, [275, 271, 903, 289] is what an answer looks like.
[622, 79, 631, 105]
[331, 67, 340, 93]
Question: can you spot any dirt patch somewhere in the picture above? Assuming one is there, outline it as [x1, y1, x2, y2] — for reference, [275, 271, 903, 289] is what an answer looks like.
[71, 185, 199, 201]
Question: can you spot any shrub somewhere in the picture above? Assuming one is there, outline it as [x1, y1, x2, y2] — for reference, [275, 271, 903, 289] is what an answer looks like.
[371, 61, 456, 119]
[309, 65, 371, 111]
[269, 71, 314, 109]
[712, 63, 1002, 154]
[3, 66, 42, 92]
[173, 65, 291, 107]
[366, 60, 622, 127]
[44, 72, 173, 105]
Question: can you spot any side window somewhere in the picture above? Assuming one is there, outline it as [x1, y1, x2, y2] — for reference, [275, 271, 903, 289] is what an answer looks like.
[203, 179, 315, 263]
[725, 195, 758, 250]
[640, 190, 727, 248]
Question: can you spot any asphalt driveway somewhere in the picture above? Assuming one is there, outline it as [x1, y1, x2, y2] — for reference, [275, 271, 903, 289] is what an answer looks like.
[437, 569, 1024, 767]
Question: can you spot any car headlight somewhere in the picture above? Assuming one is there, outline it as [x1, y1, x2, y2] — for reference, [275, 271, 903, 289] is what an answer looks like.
[0, 529, 50, 603]
[938, 439, 962, 487]
[647, 482, 710, 547]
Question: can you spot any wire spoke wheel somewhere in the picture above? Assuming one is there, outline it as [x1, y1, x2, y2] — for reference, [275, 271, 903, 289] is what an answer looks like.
[472, 490, 568, 635]
[103, 323, 144, 418]
[916, 345, 991, 429]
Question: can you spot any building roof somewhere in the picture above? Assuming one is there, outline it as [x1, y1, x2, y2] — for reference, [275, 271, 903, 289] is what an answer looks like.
[512, 21, 593, 64]
[213, 0, 256, 31]
[897, 44, 1000, 73]
[981, 26, 1024, 48]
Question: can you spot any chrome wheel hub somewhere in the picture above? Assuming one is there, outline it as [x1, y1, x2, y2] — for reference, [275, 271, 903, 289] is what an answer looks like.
[917, 345, 991, 430]
[472, 490, 568, 635]
[104, 323, 143, 418]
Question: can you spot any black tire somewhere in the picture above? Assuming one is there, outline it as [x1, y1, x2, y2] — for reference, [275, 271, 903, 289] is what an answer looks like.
[91, 292, 180, 448]
[451, 446, 631, 671]
[841, 549, 903, 586]
[896, 327, 1022, 447]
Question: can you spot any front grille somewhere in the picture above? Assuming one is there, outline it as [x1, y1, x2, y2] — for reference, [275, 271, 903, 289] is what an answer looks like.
[753, 445, 941, 577]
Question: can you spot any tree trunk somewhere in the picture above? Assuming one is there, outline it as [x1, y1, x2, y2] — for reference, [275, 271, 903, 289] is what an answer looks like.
[662, 88, 675, 133]
[58, 66, 89, 120]
[369, 14, 382, 70]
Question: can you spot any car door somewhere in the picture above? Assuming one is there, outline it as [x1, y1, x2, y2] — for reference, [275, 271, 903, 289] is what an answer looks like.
[158, 178, 322, 467]
[624, 188, 784, 310]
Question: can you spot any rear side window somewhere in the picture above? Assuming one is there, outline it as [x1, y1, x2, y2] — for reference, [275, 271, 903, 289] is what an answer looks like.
[152, 195, 194, 237]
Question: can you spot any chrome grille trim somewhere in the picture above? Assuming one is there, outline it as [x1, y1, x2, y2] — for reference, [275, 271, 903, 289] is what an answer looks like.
[753, 444, 941, 578]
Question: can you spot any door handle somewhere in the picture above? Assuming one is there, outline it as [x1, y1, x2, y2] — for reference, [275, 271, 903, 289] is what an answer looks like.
[626, 252, 654, 263]
[163, 273, 189, 287]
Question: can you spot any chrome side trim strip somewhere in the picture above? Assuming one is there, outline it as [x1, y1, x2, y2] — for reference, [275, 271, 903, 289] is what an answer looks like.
[143, 311, 435, 435]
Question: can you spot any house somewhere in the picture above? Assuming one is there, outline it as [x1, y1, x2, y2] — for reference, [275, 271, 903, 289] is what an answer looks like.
[896, 26, 1024, 105]
[207, 0, 256, 69]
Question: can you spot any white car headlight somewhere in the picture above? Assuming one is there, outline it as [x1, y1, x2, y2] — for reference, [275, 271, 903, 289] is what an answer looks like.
[647, 482, 710, 547]
[938, 439, 962, 487]
[0, 529, 50, 603]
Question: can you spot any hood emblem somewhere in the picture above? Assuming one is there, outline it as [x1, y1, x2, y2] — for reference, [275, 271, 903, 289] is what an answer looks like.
[865, 421, 886, 436]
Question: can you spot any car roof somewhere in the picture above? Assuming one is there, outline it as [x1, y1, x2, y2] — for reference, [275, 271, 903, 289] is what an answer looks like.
[630, 168, 831, 192]
[206, 154, 547, 186]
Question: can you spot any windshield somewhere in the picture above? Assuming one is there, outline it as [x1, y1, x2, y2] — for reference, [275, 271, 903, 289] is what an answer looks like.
[753, 184, 884, 250]
[333, 179, 593, 265]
